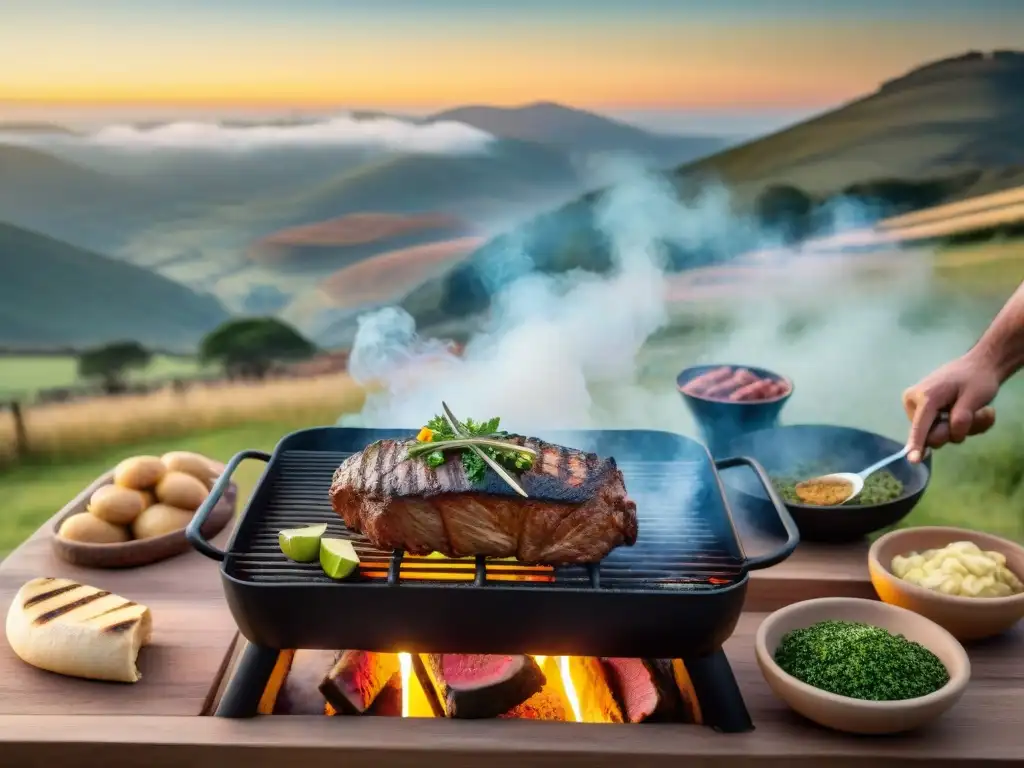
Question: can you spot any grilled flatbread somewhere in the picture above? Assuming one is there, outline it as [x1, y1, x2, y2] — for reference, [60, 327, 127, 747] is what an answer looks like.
[5, 577, 152, 683]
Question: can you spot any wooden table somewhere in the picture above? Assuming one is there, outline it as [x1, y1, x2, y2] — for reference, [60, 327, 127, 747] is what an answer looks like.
[0, 510, 1019, 768]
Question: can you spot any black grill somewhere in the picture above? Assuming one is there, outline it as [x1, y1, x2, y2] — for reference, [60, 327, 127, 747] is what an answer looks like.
[192, 426, 799, 731]
[225, 450, 747, 591]
[190, 427, 796, 660]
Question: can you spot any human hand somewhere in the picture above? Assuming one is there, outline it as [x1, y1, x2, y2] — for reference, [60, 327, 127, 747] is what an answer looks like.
[902, 352, 1000, 462]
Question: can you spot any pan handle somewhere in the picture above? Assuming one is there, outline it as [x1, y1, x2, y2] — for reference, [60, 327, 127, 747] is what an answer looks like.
[714, 455, 800, 571]
[186, 449, 271, 562]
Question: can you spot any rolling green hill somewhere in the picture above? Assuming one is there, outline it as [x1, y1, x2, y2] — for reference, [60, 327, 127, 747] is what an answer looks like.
[269, 138, 582, 226]
[678, 50, 1024, 199]
[400, 51, 1024, 328]
[0, 222, 229, 349]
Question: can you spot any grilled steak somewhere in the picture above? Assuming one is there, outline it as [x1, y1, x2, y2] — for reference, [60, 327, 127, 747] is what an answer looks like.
[329, 435, 637, 564]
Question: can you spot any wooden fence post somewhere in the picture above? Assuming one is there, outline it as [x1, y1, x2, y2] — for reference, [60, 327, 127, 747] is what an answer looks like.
[6, 400, 29, 459]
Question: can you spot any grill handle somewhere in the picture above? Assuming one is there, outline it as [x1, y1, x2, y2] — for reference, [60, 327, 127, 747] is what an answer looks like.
[186, 449, 271, 562]
[714, 455, 800, 571]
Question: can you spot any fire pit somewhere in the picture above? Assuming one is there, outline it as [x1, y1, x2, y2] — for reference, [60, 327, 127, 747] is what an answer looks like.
[189, 427, 799, 732]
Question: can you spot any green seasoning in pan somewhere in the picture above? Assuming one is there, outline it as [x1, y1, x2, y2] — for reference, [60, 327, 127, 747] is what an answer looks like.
[771, 468, 904, 506]
[774, 620, 949, 701]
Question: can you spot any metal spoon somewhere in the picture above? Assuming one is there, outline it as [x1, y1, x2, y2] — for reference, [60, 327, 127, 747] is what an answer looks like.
[795, 446, 910, 506]
[796, 412, 950, 506]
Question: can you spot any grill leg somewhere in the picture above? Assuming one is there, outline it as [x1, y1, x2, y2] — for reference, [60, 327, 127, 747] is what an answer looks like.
[215, 642, 281, 718]
[681, 649, 754, 733]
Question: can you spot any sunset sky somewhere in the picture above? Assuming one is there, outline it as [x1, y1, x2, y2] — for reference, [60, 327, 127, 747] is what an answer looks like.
[2, 0, 1023, 132]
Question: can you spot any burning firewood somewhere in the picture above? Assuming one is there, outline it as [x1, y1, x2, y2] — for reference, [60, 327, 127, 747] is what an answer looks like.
[257, 649, 295, 714]
[601, 658, 688, 723]
[565, 656, 623, 723]
[319, 650, 400, 715]
[419, 654, 546, 719]
[669, 659, 703, 725]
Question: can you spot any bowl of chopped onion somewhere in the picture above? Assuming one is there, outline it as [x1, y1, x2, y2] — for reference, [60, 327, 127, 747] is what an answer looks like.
[756, 597, 970, 735]
[869, 526, 1024, 641]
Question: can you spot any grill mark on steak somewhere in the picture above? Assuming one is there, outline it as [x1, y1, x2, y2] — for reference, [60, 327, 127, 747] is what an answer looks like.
[330, 434, 638, 564]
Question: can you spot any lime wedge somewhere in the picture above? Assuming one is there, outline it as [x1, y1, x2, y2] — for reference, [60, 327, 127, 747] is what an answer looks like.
[320, 537, 361, 580]
[278, 524, 327, 563]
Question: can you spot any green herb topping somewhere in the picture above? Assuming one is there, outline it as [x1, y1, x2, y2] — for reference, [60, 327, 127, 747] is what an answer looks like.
[773, 620, 950, 701]
[406, 402, 537, 496]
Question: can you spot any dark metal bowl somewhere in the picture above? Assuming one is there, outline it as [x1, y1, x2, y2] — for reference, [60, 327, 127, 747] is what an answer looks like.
[677, 363, 794, 457]
[721, 424, 931, 543]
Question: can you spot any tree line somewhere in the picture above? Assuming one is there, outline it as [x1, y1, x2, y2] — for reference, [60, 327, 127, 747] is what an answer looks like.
[78, 317, 317, 394]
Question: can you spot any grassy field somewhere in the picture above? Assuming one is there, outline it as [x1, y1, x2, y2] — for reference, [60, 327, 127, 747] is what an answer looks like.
[0, 372, 365, 465]
[0, 353, 205, 400]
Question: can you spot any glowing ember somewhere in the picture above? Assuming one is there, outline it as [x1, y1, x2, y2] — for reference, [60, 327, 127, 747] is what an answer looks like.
[558, 656, 583, 722]
[398, 652, 412, 718]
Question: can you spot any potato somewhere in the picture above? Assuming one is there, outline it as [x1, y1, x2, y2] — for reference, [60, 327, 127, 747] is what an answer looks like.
[88, 484, 146, 525]
[131, 503, 194, 540]
[113, 455, 166, 490]
[161, 451, 222, 488]
[58, 513, 130, 544]
[155, 471, 209, 512]
[138, 489, 156, 508]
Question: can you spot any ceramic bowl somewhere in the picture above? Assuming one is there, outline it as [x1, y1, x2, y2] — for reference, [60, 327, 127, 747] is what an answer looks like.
[755, 597, 970, 734]
[869, 526, 1024, 641]
[51, 469, 236, 569]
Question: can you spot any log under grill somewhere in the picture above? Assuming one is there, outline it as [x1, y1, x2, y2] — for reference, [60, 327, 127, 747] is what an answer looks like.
[256, 649, 705, 725]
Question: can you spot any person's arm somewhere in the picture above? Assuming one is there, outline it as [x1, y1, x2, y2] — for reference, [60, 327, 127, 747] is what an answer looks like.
[970, 280, 1024, 381]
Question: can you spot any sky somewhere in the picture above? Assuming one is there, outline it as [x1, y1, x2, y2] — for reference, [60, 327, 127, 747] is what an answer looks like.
[2, 0, 1023, 134]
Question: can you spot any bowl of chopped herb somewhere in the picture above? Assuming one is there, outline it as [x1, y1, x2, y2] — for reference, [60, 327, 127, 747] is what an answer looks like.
[722, 424, 931, 542]
[755, 597, 970, 735]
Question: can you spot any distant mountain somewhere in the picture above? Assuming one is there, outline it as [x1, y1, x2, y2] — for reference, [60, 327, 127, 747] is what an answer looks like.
[400, 51, 1024, 328]
[0, 222, 229, 348]
[0, 122, 77, 135]
[678, 50, 1024, 198]
[239, 138, 584, 233]
[426, 102, 726, 165]
[0, 144, 161, 251]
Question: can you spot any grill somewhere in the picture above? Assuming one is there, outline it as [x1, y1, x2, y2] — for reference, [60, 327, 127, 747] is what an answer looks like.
[189, 426, 798, 730]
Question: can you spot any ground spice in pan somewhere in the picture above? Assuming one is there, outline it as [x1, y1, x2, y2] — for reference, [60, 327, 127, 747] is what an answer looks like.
[773, 620, 949, 701]
[794, 478, 855, 506]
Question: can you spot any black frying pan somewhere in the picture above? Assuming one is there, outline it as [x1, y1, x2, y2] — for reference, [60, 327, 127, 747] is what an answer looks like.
[720, 424, 932, 543]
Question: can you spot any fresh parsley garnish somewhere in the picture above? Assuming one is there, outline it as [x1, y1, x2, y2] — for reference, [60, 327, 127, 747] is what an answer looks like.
[407, 405, 536, 495]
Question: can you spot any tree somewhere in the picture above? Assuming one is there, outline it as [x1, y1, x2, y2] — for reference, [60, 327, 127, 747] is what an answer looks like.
[755, 184, 814, 244]
[77, 340, 152, 394]
[199, 317, 316, 379]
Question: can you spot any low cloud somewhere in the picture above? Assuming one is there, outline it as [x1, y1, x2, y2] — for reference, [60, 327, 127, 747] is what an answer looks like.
[9, 114, 495, 155]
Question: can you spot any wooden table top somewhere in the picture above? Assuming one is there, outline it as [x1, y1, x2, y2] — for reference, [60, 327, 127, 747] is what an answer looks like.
[0, 472, 239, 717]
[0, 493, 1018, 768]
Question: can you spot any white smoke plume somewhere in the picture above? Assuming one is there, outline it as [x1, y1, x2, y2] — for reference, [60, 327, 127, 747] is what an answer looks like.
[4, 115, 493, 155]
[345, 166, 712, 433]
[342, 161, 993, 443]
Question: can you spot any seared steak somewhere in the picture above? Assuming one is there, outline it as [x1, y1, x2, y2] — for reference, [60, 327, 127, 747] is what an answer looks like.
[329, 435, 637, 564]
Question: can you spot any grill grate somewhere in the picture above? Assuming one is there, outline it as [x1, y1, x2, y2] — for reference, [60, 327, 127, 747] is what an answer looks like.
[225, 449, 746, 591]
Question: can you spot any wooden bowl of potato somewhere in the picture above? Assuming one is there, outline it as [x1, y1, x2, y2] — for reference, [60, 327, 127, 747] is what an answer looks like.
[869, 526, 1024, 641]
[51, 451, 236, 569]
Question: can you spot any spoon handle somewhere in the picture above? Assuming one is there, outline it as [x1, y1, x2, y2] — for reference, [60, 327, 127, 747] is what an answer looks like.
[858, 445, 911, 480]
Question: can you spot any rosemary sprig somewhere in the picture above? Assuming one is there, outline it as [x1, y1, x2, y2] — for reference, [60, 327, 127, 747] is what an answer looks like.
[406, 437, 538, 458]
[442, 401, 530, 498]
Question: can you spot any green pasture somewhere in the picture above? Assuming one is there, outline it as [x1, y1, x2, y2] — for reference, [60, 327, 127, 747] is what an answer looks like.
[0, 353, 204, 400]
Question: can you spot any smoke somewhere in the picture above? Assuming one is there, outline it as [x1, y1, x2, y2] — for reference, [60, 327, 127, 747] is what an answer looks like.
[3, 115, 493, 155]
[342, 160, 992, 445]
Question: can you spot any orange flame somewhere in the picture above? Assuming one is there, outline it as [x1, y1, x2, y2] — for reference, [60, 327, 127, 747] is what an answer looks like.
[558, 656, 583, 722]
